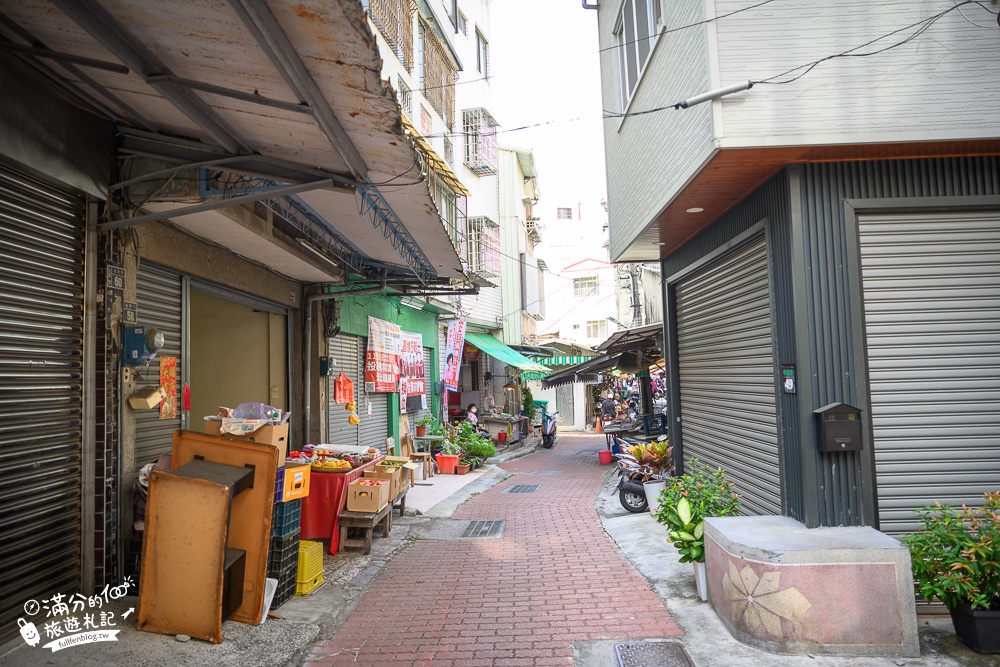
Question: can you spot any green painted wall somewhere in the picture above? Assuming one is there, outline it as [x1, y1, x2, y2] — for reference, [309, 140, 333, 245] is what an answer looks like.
[337, 295, 440, 452]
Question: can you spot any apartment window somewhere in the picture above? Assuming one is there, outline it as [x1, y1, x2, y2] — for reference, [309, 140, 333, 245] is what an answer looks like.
[466, 216, 501, 277]
[586, 320, 607, 339]
[462, 107, 498, 176]
[556, 207, 572, 220]
[420, 106, 432, 135]
[573, 276, 599, 297]
[614, 0, 662, 107]
[475, 29, 489, 77]
[397, 77, 412, 116]
[436, 183, 460, 244]
[367, 0, 414, 71]
[418, 21, 456, 128]
[443, 136, 454, 165]
[458, 11, 468, 35]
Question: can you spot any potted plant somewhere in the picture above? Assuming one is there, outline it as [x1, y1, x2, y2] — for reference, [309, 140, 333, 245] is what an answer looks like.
[435, 438, 461, 475]
[414, 414, 434, 437]
[903, 491, 1000, 654]
[456, 456, 473, 475]
[462, 431, 497, 462]
[627, 437, 673, 514]
[521, 385, 536, 430]
[653, 459, 741, 601]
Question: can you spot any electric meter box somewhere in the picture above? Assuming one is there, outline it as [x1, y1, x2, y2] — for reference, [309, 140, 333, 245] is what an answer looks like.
[122, 325, 164, 366]
[814, 402, 863, 452]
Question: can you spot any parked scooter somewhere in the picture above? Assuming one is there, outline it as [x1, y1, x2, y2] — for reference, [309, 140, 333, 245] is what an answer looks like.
[541, 409, 559, 448]
[613, 452, 654, 512]
[612, 433, 671, 513]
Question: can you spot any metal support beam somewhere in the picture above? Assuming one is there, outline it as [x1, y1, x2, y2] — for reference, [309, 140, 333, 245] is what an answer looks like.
[0, 40, 129, 73]
[355, 182, 436, 283]
[98, 179, 333, 230]
[145, 75, 312, 115]
[54, 0, 252, 154]
[228, 0, 368, 181]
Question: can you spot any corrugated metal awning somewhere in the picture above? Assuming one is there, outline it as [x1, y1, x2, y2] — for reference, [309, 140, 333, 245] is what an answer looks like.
[0, 0, 465, 284]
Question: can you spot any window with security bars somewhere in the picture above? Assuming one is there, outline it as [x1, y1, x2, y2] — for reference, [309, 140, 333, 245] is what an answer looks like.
[466, 216, 501, 277]
[397, 77, 412, 117]
[586, 320, 607, 338]
[573, 276, 599, 297]
[462, 108, 498, 176]
[419, 22, 456, 128]
[429, 176, 462, 246]
[556, 207, 572, 220]
[443, 136, 453, 165]
[367, 0, 414, 71]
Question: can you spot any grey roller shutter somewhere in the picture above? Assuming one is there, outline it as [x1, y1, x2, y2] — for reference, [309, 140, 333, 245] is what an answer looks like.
[858, 211, 1000, 537]
[358, 337, 390, 453]
[134, 264, 184, 467]
[327, 334, 361, 446]
[675, 235, 781, 516]
[0, 163, 84, 644]
[556, 384, 574, 426]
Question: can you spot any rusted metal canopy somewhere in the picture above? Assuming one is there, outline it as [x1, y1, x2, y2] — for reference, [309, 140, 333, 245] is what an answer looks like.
[0, 0, 464, 283]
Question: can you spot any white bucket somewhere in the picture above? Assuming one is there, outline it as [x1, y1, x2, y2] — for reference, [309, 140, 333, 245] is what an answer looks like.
[643, 479, 667, 513]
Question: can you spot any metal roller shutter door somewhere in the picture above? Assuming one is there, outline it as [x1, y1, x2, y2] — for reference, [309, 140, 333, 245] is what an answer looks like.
[327, 334, 361, 446]
[859, 211, 1000, 537]
[675, 235, 782, 516]
[0, 163, 85, 644]
[358, 338, 389, 453]
[135, 265, 184, 467]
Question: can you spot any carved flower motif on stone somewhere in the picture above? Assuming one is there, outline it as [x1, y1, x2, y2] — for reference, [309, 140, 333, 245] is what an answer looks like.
[722, 562, 811, 638]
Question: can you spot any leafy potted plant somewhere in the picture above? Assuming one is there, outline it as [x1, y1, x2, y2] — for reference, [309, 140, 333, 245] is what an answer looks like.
[653, 459, 741, 601]
[456, 456, 473, 475]
[903, 491, 1000, 654]
[435, 438, 461, 475]
[521, 385, 536, 430]
[462, 432, 497, 462]
[627, 436, 673, 514]
[415, 413, 434, 437]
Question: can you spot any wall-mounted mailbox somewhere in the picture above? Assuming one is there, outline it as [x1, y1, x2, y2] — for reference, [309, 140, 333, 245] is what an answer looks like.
[814, 403, 863, 452]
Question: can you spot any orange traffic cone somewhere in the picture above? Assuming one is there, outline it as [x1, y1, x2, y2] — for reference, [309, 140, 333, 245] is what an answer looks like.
[595, 418, 603, 434]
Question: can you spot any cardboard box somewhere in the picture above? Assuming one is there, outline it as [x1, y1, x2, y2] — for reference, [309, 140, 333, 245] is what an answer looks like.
[346, 479, 389, 513]
[280, 462, 310, 502]
[363, 464, 403, 498]
[204, 421, 289, 461]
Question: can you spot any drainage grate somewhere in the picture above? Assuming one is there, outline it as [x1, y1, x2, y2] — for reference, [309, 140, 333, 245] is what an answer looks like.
[460, 519, 504, 538]
[614, 642, 693, 667]
[505, 484, 539, 494]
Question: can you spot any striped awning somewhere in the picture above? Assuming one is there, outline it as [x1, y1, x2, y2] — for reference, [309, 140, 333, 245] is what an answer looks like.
[539, 355, 595, 366]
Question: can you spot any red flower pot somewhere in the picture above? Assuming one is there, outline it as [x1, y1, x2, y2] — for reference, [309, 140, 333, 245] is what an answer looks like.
[435, 453, 459, 475]
[416, 425, 427, 437]
[455, 463, 471, 475]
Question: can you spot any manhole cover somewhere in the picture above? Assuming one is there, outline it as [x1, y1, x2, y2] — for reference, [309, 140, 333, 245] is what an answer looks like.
[505, 484, 539, 494]
[460, 519, 504, 538]
[614, 642, 693, 667]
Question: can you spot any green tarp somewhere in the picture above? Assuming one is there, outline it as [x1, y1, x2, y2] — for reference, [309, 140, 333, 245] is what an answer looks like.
[464, 332, 552, 381]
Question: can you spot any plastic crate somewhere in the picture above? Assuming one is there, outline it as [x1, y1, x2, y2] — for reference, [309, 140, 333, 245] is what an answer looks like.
[295, 571, 324, 596]
[273, 467, 285, 504]
[297, 539, 324, 582]
[271, 499, 302, 539]
[268, 533, 299, 575]
[271, 560, 297, 609]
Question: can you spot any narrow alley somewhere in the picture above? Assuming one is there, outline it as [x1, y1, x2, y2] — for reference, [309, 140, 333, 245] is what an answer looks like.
[306, 434, 682, 666]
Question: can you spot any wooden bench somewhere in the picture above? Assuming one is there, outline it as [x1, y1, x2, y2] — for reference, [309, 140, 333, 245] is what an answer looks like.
[392, 487, 407, 517]
[338, 503, 392, 555]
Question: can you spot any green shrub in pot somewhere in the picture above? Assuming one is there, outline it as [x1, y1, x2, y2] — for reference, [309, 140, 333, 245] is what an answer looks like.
[904, 491, 1000, 612]
[652, 459, 740, 563]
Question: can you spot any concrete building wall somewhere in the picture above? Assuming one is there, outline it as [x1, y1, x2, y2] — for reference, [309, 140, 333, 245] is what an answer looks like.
[714, 0, 1000, 147]
[597, 0, 715, 262]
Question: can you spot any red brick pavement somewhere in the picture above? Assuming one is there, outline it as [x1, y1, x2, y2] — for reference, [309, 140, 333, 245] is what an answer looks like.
[305, 433, 681, 666]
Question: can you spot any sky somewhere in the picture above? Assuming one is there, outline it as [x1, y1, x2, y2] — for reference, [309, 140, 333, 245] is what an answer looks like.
[487, 1, 609, 235]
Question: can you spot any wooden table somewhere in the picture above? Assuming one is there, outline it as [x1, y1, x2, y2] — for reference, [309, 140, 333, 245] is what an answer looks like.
[300, 456, 383, 554]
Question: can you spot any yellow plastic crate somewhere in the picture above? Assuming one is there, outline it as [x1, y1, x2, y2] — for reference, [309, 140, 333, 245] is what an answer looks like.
[295, 572, 323, 596]
[297, 539, 323, 582]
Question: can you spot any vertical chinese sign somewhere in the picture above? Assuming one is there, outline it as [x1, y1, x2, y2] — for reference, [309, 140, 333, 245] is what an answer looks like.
[399, 331, 424, 413]
[442, 320, 466, 392]
[365, 316, 401, 393]
[159, 355, 177, 419]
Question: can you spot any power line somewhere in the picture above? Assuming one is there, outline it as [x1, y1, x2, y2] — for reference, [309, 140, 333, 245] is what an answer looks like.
[603, 0, 997, 120]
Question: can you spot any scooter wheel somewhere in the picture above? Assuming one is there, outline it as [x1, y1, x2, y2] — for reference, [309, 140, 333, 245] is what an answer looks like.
[620, 487, 648, 513]
[541, 436, 553, 449]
